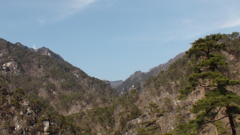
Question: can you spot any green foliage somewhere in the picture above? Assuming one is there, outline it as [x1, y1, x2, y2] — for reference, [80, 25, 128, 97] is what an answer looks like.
[178, 33, 240, 134]
[164, 97, 173, 111]
[57, 91, 84, 110]
[91, 106, 115, 127]
[2, 32, 240, 134]
[114, 130, 122, 135]
[180, 70, 237, 97]
[0, 75, 9, 87]
[221, 32, 240, 58]
[174, 121, 198, 135]
[116, 89, 140, 107]
[60, 77, 82, 91]
[126, 105, 142, 121]
[146, 102, 162, 115]
[137, 120, 161, 135]
[45, 82, 56, 91]
[10, 88, 26, 109]
[0, 78, 79, 134]
[28, 95, 49, 114]
[187, 34, 225, 58]
[161, 133, 175, 135]
[145, 55, 194, 100]
[197, 54, 226, 70]
[0, 40, 117, 116]
[192, 91, 240, 114]
[214, 121, 228, 135]
[12, 88, 25, 101]
[179, 86, 195, 99]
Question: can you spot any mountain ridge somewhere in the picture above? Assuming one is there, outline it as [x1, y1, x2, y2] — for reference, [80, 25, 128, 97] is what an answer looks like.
[0, 32, 239, 134]
[114, 52, 185, 93]
[0, 38, 118, 115]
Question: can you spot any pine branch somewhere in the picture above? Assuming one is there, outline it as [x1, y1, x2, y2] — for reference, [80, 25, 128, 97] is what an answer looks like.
[206, 115, 227, 123]
[197, 124, 208, 134]
[197, 115, 228, 134]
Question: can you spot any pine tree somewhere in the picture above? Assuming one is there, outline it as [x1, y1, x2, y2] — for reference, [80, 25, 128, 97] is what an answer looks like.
[179, 34, 240, 135]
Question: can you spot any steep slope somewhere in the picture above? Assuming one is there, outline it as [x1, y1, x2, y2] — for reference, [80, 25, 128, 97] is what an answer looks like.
[132, 32, 240, 134]
[0, 76, 80, 134]
[0, 39, 117, 115]
[0, 32, 239, 135]
[67, 32, 240, 135]
[115, 52, 185, 93]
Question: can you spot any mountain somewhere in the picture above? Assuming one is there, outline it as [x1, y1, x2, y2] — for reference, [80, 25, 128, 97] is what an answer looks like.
[67, 32, 240, 134]
[115, 52, 185, 93]
[0, 39, 117, 115]
[133, 33, 240, 135]
[110, 80, 124, 88]
[0, 32, 239, 135]
[0, 76, 79, 134]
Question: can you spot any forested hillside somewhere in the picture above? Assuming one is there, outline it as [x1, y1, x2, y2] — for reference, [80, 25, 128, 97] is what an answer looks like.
[65, 32, 240, 135]
[0, 32, 239, 135]
[115, 52, 184, 93]
[0, 76, 79, 134]
[0, 39, 117, 115]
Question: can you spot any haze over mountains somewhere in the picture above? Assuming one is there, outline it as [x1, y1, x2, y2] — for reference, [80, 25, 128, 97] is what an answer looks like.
[0, 32, 240, 134]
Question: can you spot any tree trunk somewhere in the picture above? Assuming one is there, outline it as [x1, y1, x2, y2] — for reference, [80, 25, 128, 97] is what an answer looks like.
[226, 106, 236, 135]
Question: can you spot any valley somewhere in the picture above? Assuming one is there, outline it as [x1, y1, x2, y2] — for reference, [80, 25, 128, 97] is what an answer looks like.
[0, 32, 240, 134]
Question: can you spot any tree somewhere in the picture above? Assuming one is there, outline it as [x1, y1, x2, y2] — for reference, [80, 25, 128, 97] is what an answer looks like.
[179, 34, 240, 135]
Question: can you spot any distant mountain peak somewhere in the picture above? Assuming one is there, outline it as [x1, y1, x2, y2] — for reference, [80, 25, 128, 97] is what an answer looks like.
[114, 52, 185, 93]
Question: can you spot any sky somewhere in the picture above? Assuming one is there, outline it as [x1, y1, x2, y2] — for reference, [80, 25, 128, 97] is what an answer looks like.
[1, 0, 240, 81]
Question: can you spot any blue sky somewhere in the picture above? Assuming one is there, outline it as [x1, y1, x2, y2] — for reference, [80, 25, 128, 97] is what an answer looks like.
[1, 0, 240, 81]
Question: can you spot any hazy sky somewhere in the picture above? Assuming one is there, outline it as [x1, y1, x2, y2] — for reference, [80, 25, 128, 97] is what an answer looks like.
[1, 0, 240, 81]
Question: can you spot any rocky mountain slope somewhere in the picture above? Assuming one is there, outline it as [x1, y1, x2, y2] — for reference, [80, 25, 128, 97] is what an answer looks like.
[0, 76, 80, 134]
[125, 32, 240, 135]
[0, 39, 117, 115]
[67, 32, 240, 135]
[0, 32, 239, 135]
[115, 52, 185, 93]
